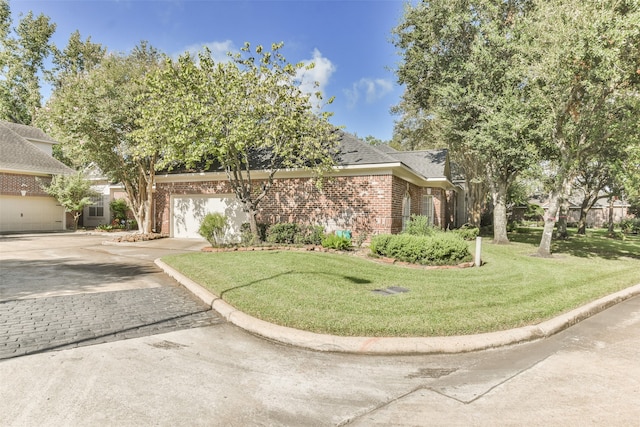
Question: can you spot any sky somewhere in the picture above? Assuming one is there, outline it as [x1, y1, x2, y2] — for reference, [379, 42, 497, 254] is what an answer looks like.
[10, 0, 409, 142]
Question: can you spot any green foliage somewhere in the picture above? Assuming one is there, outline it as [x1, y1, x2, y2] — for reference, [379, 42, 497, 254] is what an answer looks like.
[620, 218, 640, 235]
[43, 172, 98, 230]
[0, 2, 56, 124]
[109, 199, 129, 222]
[370, 233, 471, 266]
[198, 213, 228, 247]
[240, 222, 268, 246]
[265, 223, 325, 245]
[134, 42, 340, 241]
[38, 42, 162, 233]
[451, 224, 480, 241]
[402, 214, 436, 236]
[321, 234, 352, 251]
[266, 223, 300, 244]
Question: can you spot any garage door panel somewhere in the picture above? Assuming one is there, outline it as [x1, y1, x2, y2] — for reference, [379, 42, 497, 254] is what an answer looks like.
[0, 196, 65, 232]
[171, 195, 248, 241]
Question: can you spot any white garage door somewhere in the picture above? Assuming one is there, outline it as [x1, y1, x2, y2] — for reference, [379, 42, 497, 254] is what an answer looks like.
[0, 195, 66, 233]
[171, 194, 248, 242]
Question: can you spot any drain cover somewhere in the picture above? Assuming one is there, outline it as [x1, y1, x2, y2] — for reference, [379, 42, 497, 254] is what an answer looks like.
[372, 286, 409, 296]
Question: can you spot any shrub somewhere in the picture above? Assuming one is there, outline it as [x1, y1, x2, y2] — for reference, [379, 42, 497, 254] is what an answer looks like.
[266, 223, 300, 244]
[321, 233, 352, 250]
[370, 232, 471, 265]
[294, 225, 325, 245]
[620, 218, 640, 234]
[110, 199, 129, 222]
[403, 214, 437, 236]
[240, 222, 268, 244]
[451, 224, 480, 241]
[198, 213, 228, 247]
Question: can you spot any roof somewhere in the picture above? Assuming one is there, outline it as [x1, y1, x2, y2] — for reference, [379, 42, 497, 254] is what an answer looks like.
[336, 132, 451, 180]
[0, 120, 74, 175]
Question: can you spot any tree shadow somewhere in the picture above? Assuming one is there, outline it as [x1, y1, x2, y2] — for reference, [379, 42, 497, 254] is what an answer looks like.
[0, 258, 161, 301]
[220, 270, 371, 298]
[508, 228, 640, 260]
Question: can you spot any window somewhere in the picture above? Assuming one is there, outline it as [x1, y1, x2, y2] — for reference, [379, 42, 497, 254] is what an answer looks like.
[422, 195, 434, 226]
[402, 193, 411, 231]
[89, 196, 104, 217]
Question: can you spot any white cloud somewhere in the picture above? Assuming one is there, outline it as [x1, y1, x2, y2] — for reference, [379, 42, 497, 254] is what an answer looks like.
[296, 49, 336, 100]
[344, 78, 394, 109]
[179, 40, 236, 62]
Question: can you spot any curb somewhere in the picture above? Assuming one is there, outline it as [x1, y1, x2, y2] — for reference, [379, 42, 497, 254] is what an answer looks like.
[155, 258, 640, 355]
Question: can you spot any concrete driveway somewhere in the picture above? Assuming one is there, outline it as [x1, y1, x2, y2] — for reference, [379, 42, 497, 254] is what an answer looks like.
[1, 233, 639, 426]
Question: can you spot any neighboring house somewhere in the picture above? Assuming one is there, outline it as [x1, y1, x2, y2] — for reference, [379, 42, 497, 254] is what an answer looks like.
[0, 120, 74, 233]
[80, 164, 130, 228]
[153, 132, 464, 239]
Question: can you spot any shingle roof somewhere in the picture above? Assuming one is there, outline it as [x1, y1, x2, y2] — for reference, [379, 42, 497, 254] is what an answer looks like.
[337, 133, 450, 180]
[0, 120, 74, 175]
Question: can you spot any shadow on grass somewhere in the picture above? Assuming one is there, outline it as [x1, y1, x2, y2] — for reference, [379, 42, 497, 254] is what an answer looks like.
[508, 227, 640, 260]
[220, 271, 372, 298]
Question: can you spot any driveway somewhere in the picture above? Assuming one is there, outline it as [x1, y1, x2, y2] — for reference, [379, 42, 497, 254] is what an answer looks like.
[1, 233, 639, 425]
[0, 232, 220, 358]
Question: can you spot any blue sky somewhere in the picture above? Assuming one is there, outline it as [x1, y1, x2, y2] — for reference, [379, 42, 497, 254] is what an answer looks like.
[11, 0, 408, 142]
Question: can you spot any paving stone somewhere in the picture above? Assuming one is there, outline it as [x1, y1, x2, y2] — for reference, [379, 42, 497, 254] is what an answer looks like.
[0, 285, 222, 360]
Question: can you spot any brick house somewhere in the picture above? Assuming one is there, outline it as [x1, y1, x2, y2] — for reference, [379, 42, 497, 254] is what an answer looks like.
[154, 132, 464, 240]
[0, 120, 73, 233]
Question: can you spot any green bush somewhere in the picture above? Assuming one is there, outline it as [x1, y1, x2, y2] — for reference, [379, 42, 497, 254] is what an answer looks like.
[110, 199, 130, 223]
[370, 232, 471, 265]
[294, 225, 325, 245]
[240, 222, 268, 244]
[451, 224, 480, 241]
[198, 213, 228, 247]
[266, 223, 300, 244]
[403, 214, 437, 236]
[321, 233, 352, 250]
[620, 218, 640, 234]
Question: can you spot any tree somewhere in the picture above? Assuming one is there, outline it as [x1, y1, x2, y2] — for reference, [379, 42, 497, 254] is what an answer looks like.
[393, 0, 542, 242]
[525, 0, 640, 256]
[0, 0, 56, 124]
[44, 172, 97, 230]
[47, 30, 105, 90]
[135, 42, 340, 241]
[38, 42, 163, 234]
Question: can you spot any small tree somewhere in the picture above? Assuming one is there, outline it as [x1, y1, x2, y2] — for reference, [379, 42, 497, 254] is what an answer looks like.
[198, 213, 228, 247]
[44, 172, 98, 230]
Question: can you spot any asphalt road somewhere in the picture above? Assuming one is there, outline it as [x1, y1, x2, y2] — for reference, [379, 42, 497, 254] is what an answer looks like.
[1, 233, 639, 426]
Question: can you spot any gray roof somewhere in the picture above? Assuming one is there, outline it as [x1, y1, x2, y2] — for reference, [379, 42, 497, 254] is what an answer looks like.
[0, 120, 74, 175]
[337, 132, 450, 180]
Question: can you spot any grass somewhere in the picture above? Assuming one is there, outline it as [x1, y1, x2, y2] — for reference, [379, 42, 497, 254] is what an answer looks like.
[161, 228, 640, 337]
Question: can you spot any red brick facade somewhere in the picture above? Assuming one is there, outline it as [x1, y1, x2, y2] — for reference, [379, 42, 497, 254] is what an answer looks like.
[155, 173, 456, 238]
[0, 172, 51, 197]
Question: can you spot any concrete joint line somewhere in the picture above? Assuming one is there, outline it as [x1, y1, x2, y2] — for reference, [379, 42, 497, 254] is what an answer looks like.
[155, 258, 640, 355]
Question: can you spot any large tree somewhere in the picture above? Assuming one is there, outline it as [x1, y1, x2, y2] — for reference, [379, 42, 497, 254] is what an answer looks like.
[135, 42, 340, 240]
[526, 0, 640, 256]
[39, 43, 162, 234]
[393, 0, 541, 243]
[0, 0, 56, 124]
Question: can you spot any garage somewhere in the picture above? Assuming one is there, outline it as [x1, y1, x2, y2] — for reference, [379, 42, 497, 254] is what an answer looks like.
[171, 194, 248, 241]
[0, 195, 66, 233]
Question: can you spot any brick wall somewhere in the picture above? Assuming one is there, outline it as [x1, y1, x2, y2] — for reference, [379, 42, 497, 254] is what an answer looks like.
[0, 173, 51, 197]
[155, 174, 449, 238]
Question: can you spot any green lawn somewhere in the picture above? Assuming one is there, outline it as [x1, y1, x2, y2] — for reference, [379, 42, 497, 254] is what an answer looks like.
[161, 229, 640, 337]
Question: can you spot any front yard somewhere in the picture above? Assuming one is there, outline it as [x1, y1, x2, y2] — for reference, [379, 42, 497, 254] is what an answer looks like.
[161, 229, 640, 337]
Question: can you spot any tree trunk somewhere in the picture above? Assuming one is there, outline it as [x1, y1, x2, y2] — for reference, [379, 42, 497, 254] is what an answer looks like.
[490, 181, 509, 244]
[538, 175, 573, 257]
[555, 200, 569, 239]
[577, 199, 589, 234]
[608, 197, 615, 234]
[466, 178, 487, 227]
[247, 206, 261, 243]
